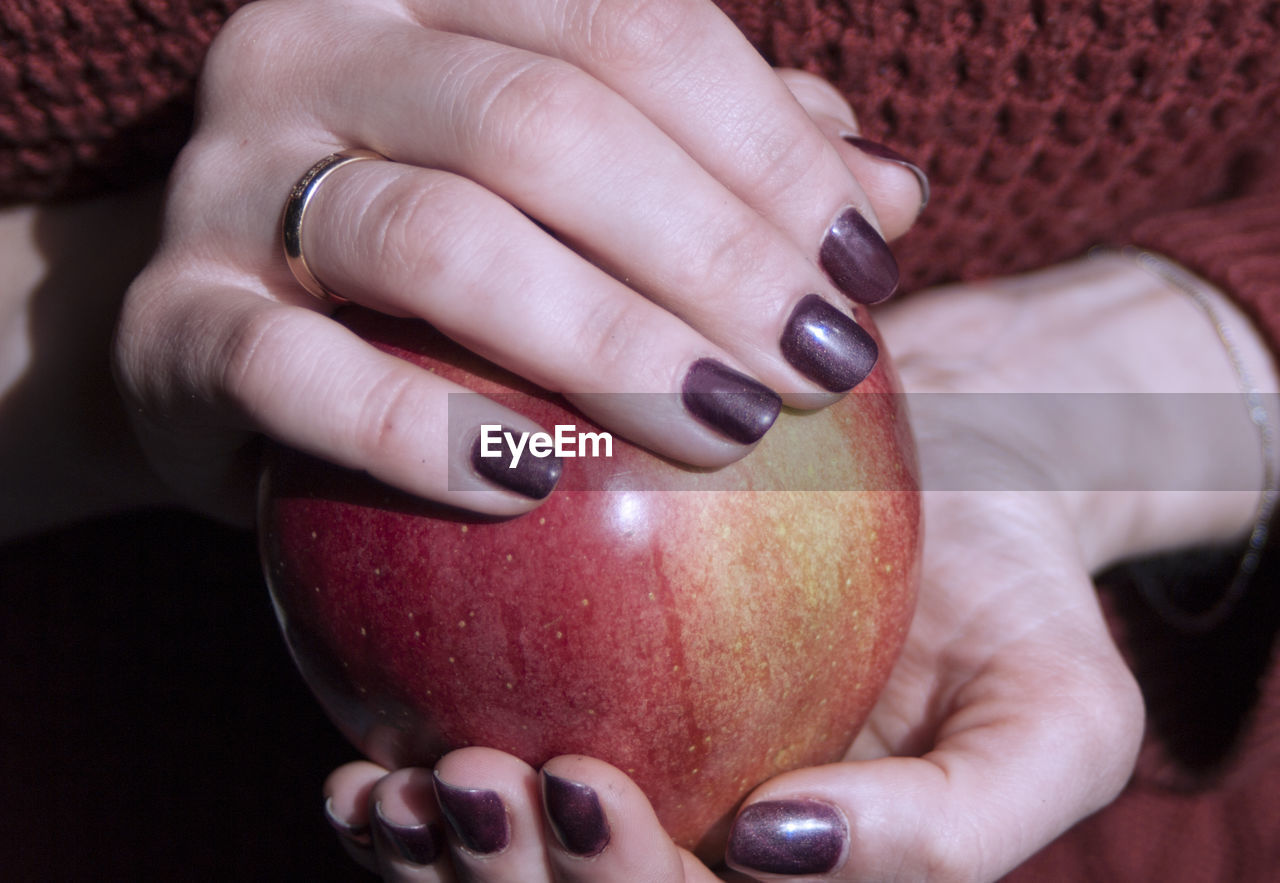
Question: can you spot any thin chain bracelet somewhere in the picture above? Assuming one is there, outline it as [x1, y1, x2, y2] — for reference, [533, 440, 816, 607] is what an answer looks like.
[1117, 246, 1278, 632]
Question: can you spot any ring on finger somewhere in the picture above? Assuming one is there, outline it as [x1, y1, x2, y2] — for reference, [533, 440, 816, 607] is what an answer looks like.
[281, 147, 385, 304]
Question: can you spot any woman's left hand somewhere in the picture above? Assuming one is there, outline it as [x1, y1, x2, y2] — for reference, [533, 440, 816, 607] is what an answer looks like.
[321, 253, 1277, 881]
[321, 477, 1143, 882]
[321, 489, 1144, 882]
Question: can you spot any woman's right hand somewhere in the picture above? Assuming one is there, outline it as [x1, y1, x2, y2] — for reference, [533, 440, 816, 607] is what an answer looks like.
[113, 0, 925, 523]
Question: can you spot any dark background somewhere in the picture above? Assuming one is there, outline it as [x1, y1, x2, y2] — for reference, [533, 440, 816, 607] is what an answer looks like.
[0, 510, 359, 880]
[4, 506, 1277, 881]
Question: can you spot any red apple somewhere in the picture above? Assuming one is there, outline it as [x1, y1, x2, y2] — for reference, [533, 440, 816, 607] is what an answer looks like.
[259, 308, 920, 861]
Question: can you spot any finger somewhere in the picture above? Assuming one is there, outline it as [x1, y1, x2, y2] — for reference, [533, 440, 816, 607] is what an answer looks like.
[775, 68, 929, 240]
[369, 768, 455, 882]
[725, 637, 1144, 880]
[305, 27, 884, 405]
[538, 755, 715, 883]
[117, 286, 564, 516]
[323, 761, 386, 874]
[418, 0, 898, 300]
[296, 157, 793, 463]
[432, 747, 555, 882]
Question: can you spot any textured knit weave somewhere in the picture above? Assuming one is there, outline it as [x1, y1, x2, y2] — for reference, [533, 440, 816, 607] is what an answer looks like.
[715, 0, 1280, 341]
[3, 0, 1277, 339]
[2, 3, 1280, 880]
[0, 0, 250, 201]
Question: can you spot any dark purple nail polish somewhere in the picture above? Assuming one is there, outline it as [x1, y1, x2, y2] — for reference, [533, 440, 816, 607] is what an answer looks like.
[727, 800, 847, 876]
[373, 802, 446, 865]
[820, 207, 900, 305]
[843, 136, 931, 209]
[781, 294, 879, 392]
[432, 772, 511, 855]
[542, 771, 611, 857]
[681, 359, 782, 445]
[470, 426, 562, 499]
[324, 797, 372, 848]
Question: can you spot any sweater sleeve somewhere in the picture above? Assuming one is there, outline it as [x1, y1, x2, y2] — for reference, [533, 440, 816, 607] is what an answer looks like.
[0, 0, 249, 204]
[1132, 179, 1280, 357]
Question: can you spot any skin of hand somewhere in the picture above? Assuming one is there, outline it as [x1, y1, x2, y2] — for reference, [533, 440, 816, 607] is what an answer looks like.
[109, 0, 926, 526]
[322, 254, 1280, 882]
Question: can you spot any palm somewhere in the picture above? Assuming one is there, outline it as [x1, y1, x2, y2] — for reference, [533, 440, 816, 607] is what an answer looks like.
[850, 486, 1125, 766]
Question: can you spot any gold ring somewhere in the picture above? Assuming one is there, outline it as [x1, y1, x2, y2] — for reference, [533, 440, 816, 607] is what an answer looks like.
[281, 148, 385, 303]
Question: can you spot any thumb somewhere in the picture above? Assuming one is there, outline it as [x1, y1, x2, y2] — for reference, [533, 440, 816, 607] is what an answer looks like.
[724, 657, 1143, 880]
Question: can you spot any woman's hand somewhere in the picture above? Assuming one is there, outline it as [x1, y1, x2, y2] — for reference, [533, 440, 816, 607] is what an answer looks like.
[321, 254, 1279, 881]
[324, 752, 726, 882]
[112, 0, 925, 524]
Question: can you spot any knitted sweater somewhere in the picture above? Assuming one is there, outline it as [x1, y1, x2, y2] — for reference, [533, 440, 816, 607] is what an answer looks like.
[3, 0, 1278, 342]
[2, 2, 1279, 880]
[718, 0, 1280, 346]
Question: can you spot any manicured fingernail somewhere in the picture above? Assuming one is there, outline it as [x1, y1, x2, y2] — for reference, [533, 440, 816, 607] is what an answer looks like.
[681, 358, 782, 445]
[373, 801, 446, 865]
[727, 800, 847, 876]
[432, 772, 511, 855]
[844, 136, 931, 209]
[820, 207, 900, 305]
[780, 294, 879, 392]
[470, 426, 562, 499]
[542, 771, 611, 857]
[324, 796, 372, 848]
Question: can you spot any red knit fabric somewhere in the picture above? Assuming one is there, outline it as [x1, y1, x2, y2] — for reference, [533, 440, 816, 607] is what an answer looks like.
[3, 2, 1280, 880]
[0, 0, 251, 202]
[4, 1, 1277, 337]
[715, 0, 1280, 291]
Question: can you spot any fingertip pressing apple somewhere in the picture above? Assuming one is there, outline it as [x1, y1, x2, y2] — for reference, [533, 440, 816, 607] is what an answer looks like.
[680, 358, 783, 445]
[432, 769, 513, 857]
[322, 761, 384, 872]
[372, 801, 450, 870]
[540, 769, 613, 858]
[779, 295, 880, 393]
[818, 207, 901, 306]
[725, 799, 850, 877]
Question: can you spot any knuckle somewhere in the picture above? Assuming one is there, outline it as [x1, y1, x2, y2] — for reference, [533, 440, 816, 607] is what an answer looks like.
[474, 58, 612, 170]
[198, 2, 297, 114]
[574, 297, 656, 384]
[916, 822, 976, 883]
[571, 0, 704, 70]
[671, 217, 785, 307]
[350, 368, 427, 465]
[217, 303, 299, 416]
[1088, 661, 1146, 791]
[353, 172, 458, 293]
[734, 116, 831, 207]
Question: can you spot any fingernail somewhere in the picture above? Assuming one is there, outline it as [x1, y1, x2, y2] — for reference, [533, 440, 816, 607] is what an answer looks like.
[681, 359, 782, 445]
[820, 207, 900, 305]
[780, 294, 879, 392]
[324, 796, 372, 848]
[844, 136, 931, 209]
[727, 800, 847, 876]
[470, 426, 562, 499]
[542, 771, 611, 857]
[373, 801, 446, 865]
[432, 772, 511, 855]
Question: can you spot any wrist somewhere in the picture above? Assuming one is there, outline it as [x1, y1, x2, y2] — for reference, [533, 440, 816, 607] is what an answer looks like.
[1058, 251, 1280, 570]
[880, 252, 1280, 574]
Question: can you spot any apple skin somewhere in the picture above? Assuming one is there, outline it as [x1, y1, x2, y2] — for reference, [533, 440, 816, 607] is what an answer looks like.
[259, 307, 920, 861]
